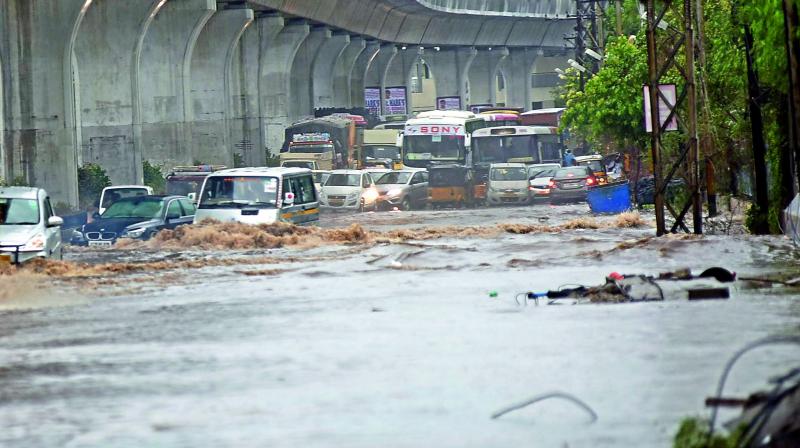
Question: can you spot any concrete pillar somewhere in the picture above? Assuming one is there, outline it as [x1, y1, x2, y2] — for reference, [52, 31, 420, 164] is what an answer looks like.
[73, 0, 167, 186]
[189, 8, 254, 167]
[261, 21, 310, 153]
[311, 33, 351, 109]
[468, 48, 509, 107]
[332, 38, 366, 108]
[504, 48, 538, 110]
[229, 13, 268, 167]
[139, 0, 216, 170]
[383, 47, 421, 115]
[290, 27, 330, 120]
[424, 46, 477, 110]
[364, 44, 398, 115]
[0, 0, 94, 205]
[350, 42, 380, 107]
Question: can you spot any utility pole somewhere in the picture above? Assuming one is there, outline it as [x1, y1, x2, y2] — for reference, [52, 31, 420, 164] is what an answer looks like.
[616, 0, 623, 35]
[645, 0, 666, 235]
[783, 0, 800, 195]
[743, 25, 770, 234]
[645, 0, 703, 235]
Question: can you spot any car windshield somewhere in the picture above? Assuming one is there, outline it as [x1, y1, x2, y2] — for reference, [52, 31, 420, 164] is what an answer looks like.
[555, 167, 591, 178]
[325, 174, 361, 187]
[530, 169, 557, 179]
[200, 176, 278, 208]
[578, 160, 604, 172]
[364, 146, 400, 160]
[0, 198, 39, 225]
[314, 173, 330, 184]
[102, 198, 165, 219]
[376, 172, 412, 185]
[490, 167, 528, 181]
[283, 161, 315, 169]
[101, 187, 150, 209]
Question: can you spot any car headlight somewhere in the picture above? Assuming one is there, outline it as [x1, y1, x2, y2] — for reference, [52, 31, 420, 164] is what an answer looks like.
[386, 188, 403, 197]
[123, 228, 146, 238]
[22, 233, 45, 251]
[71, 229, 84, 240]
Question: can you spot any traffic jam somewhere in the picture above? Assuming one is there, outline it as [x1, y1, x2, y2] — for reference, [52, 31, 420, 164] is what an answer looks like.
[0, 107, 628, 261]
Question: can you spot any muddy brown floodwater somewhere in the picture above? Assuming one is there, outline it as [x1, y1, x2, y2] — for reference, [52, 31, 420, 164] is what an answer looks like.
[1, 203, 798, 447]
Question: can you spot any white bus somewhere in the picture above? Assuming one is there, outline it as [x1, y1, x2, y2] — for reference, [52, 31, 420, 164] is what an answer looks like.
[402, 110, 488, 168]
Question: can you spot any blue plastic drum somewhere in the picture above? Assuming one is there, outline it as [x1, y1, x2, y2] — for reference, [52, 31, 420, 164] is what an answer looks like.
[587, 180, 631, 214]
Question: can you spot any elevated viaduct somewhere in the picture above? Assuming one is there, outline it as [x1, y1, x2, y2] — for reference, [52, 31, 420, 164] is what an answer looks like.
[0, 0, 575, 206]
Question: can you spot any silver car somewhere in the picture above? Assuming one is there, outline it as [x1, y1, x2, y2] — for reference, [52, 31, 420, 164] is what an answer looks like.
[374, 170, 429, 210]
[486, 163, 531, 206]
[0, 187, 64, 264]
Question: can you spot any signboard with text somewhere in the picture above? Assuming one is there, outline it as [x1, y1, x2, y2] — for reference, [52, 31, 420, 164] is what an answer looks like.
[383, 86, 407, 115]
[404, 124, 465, 136]
[436, 96, 462, 111]
[643, 84, 678, 132]
[365, 87, 381, 116]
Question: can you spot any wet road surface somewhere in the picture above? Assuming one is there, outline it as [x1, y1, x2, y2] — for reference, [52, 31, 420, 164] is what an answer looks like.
[1, 203, 799, 447]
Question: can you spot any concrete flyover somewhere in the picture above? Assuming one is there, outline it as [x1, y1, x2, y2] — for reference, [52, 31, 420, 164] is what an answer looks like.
[0, 0, 575, 206]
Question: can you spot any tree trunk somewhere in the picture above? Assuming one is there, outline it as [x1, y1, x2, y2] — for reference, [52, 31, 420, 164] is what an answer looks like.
[743, 25, 771, 234]
[778, 94, 795, 212]
[783, 0, 800, 194]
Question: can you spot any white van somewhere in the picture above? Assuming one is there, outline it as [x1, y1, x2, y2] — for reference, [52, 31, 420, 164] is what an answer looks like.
[194, 167, 319, 225]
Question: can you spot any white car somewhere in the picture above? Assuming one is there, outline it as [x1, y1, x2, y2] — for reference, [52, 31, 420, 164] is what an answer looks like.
[486, 163, 531, 206]
[99, 185, 153, 215]
[527, 163, 562, 200]
[0, 187, 64, 264]
[319, 170, 379, 212]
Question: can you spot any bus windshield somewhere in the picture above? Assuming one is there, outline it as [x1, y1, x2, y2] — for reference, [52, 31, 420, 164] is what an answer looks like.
[404, 135, 465, 163]
[199, 176, 278, 209]
[472, 135, 538, 164]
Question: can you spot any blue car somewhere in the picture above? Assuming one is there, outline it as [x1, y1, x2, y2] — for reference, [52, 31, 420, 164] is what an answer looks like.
[71, 195, 195, 246]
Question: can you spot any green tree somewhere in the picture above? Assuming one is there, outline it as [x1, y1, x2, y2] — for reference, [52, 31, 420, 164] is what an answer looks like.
[143, 160, 166, 194]
[77, 163, 111, 209]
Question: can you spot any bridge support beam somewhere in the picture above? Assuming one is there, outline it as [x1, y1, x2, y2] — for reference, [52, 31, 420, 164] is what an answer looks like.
[290, 27, 331, 120]
[73, 0, 167, 186]
[139, 0, 216, 171]
[423, 46, 477, 110]
[189, 8, 253, 167]
[0, 0, 90, 206]
[504, 48, 538, 110]
[332, 38, 367, 108]
[261, 21, 310, 153]
[312, 34, 351, 109]
[350, 42, 381, 108]
[468, 48, 509, 108]
[364, 44, 398, 115]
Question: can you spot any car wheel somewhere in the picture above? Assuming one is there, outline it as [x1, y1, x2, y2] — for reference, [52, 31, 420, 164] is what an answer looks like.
[401, 197, 411, 211]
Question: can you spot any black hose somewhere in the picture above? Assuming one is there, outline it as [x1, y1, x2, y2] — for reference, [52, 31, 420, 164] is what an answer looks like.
[707, 336, 800, 441]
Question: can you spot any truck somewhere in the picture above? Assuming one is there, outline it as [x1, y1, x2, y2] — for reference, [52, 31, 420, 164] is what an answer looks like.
[280, 116, 361, 170]
[359, 128, 402, 170]
[165, 165, 226, 200]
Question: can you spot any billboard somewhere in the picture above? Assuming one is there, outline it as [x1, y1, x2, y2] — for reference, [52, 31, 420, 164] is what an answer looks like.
[436, 96, 462, 111]
[365, 87, 381, 116]
[643, 84, 678, 132]
[383, 86, 407, 115]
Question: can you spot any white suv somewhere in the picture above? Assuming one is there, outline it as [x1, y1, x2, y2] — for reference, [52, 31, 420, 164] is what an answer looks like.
[0, 187, 64, 264]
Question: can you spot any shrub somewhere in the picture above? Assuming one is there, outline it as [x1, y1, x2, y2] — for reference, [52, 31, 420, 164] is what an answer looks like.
[77, 163, 111, 209]
[143, 160, 165, 194]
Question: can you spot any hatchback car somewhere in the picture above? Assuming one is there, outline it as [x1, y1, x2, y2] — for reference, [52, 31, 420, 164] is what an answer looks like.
[375, 170, 429, 210]
[527, 164, 561, 200]
[0, 187, 63, 263]
[549, 166, 597, 204]
[319, 170, 379, 212]
[72, 195, 195, 246]
[486, 163, 531, 206]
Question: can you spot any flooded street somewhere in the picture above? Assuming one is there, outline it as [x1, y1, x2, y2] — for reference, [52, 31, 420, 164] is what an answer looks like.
[1, 204, 799, 447]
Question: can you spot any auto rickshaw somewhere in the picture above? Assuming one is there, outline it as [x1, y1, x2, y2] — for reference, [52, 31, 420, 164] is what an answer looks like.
[427, 164, 474, 208]
[574, 154, 609, 185]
